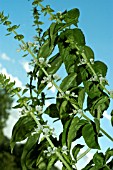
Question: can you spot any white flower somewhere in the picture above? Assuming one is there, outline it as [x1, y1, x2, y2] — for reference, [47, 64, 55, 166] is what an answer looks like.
[99, 76, 107, 84]
[61, 146, 68, 155]
[43, 128, 50, 136]
[78, 109, 83, 114]
[110, 90, 113, 98]
[36, 71, 39, 77]
[41, 75, 51, 84]
[53, 74, 61, 81]
[44, 146, 57, 157]
[90, 58, 94, 64]
[45, 60, 51, 67]
[65, 90, 70, 95]
[71, 92, 78, 98]
[35, 124, 43, 133]
[35, 105, 43, 113]
[39, 57, 45, 64]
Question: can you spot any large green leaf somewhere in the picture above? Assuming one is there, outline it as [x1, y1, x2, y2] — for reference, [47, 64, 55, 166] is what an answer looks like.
[44, 104, 59, 118]
[68, 117, 87, 149]
[60, 73, 77, 92]
[93, 152, 105, 169]
[87, 94, 110, 117]
[21, 133, 40, 170]
[72, 144, 84, 161]
[38, 23, 57, 59]
[92, 61, 108, 77]
[47, 53, 62, 74]
[82, 122, 100, 149]
[10, 115, 36, 152]
[84, 81, 101, 99]
[105, 148, 113, 162]
[62, 118, 72, 146]
[63, 8, 80, 26]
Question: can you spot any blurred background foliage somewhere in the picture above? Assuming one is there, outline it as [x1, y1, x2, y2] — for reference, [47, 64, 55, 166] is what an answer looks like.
[0, 88, 59, 170]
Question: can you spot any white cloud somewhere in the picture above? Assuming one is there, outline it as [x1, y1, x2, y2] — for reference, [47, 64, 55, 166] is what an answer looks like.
[47, 82, 56, 93]
[103, 111, 111, 120]
[0, 65, 23, 88]
[0, 53, 11, 61]
[21, 61, 32, 72]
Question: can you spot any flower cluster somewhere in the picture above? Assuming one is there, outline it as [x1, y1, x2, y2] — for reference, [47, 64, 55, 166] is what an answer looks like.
[35, 105, 43, 114]
[58, 91, 78, 98]
[38, 57, 51, 67]
[41, 75, 52, 84]
[35, 124, 56, 137]
[77, 58, 87, 66]
[61, 145, 68, 155]
[44, 146, 57, 157]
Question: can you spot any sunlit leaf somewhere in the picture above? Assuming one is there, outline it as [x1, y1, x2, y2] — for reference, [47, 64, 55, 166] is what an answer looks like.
[82, 122, 100, 149]
[10, 115, 36, 152]
[60, 73, 77, 92]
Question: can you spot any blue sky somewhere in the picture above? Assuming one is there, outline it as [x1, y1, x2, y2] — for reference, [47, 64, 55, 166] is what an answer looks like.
[0, 0, 113, 169]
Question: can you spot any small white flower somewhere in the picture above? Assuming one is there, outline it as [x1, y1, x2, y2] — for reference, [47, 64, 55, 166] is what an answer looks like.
[65, 90, 70, 95]
[110, 90, 113, 98]
[90, 58, 94, 64]
[58, 92, 65, 98]
[71, 92, 78, 98]
[53, 74, 61, 81]
[78, 109, 83, 114]
[35, 105, 43, 113]
[45, 60, 51, 67]
[73, 109, 77, 114]
[99, 76, 107, 84]
[35, 124, 43, 133]
[62, 146, 68, 155]
[39, 57, 45, 64]
[36, 71, 39, 77]
[43, 128, 50, 136]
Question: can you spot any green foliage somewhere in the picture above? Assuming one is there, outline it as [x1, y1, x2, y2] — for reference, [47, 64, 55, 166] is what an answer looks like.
[0, 1, 113, 170]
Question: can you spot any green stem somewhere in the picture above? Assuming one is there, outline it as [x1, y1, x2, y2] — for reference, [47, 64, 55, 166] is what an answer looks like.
[29, 111, 72, 170]
[100, 127, 113, 142]
[77, 148, 91, 161]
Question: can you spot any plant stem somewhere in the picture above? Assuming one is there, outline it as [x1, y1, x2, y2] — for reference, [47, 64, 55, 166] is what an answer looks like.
[77, 148, 91, 161]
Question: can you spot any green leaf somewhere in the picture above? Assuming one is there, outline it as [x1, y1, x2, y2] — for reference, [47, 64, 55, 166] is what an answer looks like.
[82, 122, 100, 149]
[44, 104, 59, 118]
[93, 152, 105, 169]
[10, 115, 36, 152]
[14, 34, 24, 41]
[110, 110, 113, 126]
[38, 23, 57, 59]
[105, 148, 113, 161]
[72, 144, 84, 161]
[84, 81, 101, 99]
[62, 118, 72, 146]
[3, 20, 11, 25]
[64, 8, 80, 26]
[92, 61, 108, 77]
[47, 156, 57, 170]
[47, 53, 62, 74]
[60, 73, 77, 92]
[94, 118, 100, 134]
[68, 117, 87, 149]
[21, 133, 40, 170]
[22, 88, 29, 95]
[78, 87, 85, 108]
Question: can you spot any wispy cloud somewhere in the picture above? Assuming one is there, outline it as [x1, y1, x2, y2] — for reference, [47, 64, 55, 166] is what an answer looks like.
[0, 53, 11, 61]
[103, 111, 111, 120]
[21, 61, 32, 72]
[0, 64, 23, 88]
